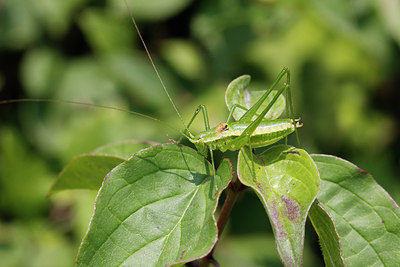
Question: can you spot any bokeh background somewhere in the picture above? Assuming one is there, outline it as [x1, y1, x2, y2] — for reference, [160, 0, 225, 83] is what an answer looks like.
[1, 0, 399, 266]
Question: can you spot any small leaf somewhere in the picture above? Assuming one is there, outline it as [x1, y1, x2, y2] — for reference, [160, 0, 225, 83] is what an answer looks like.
[312, 154, 400, 266]
[49, 141, 155, 194]
[225, 75, 286, 121]
[238, 145, 320, 266]
[76, 144, 232, 266]
[308, 201, 345, 267]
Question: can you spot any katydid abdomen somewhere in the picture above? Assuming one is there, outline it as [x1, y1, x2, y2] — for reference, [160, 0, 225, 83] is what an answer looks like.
[193, 119, 302, 152]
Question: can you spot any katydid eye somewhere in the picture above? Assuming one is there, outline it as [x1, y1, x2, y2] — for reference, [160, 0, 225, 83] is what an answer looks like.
[216, 123, 229, 134]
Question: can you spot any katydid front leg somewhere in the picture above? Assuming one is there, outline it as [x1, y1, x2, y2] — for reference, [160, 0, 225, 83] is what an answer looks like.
[179, 104, 211, 156]
[178, 104, 218, 181]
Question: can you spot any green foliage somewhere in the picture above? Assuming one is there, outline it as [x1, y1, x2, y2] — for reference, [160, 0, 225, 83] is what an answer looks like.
[76, 144, 232, 266]
[40, 73, 399, 265]
[312, 155, 400, 266]
[238, 146, 319, 266]
[308, 202, 345, 267]
[1, 0, 400, 266]
[0, 128, 52, 218]
[49, 141, 156, 193]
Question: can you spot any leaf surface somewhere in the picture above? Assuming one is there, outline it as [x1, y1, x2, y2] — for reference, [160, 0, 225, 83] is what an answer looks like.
[308, 201, 345, 267]
[76, 144, 232, 266]
[312, 154, 400, 266]
[238, 145, 320, 266]
[93, 140, 157, 159]
[49, 141, 155, 194]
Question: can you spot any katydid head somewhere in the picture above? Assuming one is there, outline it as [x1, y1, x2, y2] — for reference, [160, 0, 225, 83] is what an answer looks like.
[215, 123, 229, 134]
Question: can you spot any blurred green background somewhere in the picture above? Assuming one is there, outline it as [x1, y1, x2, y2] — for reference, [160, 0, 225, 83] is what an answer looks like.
[1, 0, 399, 266]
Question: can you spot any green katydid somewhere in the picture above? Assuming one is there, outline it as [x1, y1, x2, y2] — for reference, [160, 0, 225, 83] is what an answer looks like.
[179, 68, 301, 180]
[185, 68, 301, 153]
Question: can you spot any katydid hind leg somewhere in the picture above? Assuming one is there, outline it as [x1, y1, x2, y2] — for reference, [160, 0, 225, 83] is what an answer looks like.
[226, 104, 249, 123]
[276, 68, 300, 146]
[247, 134, 258, 181]
[225, 68, 300, 149]
[285, 82, 301, 146]
[226, 67, 291, 147]
[238, 67, 289, 123]
[222, 82, 289, 151]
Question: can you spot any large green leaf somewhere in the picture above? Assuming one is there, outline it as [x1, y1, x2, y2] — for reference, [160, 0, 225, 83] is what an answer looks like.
[93, 140, 157, 159]
[238, 145, 320, 266]
[49, 141, 155, 194]
[225, 75, 286, 121]
[76, 144, 232, 266]
[312, 154, 400, 266]
[308, 201, 345, 267]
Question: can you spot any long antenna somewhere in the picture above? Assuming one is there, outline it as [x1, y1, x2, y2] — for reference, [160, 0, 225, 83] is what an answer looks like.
[123, 0, 189, 133]
[0, 98, 159, 121]
[0, 98, 192, 139]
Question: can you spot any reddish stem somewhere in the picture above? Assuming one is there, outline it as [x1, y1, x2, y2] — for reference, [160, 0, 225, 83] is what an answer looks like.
[200, 177, 247, 266]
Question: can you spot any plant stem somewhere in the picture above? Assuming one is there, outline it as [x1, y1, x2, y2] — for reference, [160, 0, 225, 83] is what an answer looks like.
[200, 177, 246, 266]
